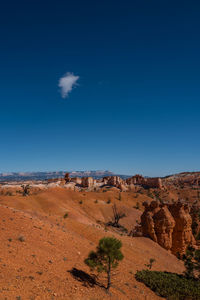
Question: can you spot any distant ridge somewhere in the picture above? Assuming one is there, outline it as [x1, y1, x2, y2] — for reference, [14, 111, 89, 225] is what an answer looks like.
[0, 170, 199, 182]
[0, 170, 127, 182]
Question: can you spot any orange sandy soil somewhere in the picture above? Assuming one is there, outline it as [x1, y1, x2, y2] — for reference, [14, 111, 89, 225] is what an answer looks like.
[0, 187, 185, 300]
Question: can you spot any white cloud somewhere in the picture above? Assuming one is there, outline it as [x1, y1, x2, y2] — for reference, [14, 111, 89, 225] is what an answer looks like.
[58, 72, 79, 98]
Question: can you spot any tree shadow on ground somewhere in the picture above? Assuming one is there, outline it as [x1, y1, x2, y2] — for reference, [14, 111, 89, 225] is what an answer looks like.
[69, 268, 99, 287]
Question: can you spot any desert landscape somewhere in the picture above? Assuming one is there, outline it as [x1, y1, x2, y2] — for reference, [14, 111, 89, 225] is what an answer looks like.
[0, 171, 200, 299]
[1, 1, 200, 299]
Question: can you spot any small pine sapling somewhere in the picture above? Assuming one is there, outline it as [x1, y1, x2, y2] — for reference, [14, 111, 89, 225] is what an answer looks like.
[84, 237, 124, 291]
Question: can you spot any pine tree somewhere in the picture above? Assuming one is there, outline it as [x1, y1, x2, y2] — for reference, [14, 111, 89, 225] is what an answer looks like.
[84, 237, 124, 291]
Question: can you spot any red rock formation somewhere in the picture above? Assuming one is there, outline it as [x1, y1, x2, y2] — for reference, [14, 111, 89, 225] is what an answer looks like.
[145, 177, 163, 189]
[126, 175, 163, 189]
[70, 177, 82, 185]
[129, 174, 144, 185]
[141, 201, 160, 242]
[141, 201, 196, 255]
[107, 176, 124, 186]
[81, 177, 94, 188]
[153, 204, 175, 251]
[168, 202, 196, 255]
[103, 176, 127, 190]
[64, 173, 162, 190]
[163, 172, 200, 188]
[64, 173, 70, 183]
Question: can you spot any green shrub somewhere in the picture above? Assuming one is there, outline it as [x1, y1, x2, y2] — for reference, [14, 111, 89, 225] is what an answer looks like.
[63, 212, 68, 219]
[135, 270, 200, 300]
[145, 258, 155, 270]
[183, 246, 200, 279]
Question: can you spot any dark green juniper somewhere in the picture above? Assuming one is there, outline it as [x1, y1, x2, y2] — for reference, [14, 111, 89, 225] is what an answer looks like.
[84, 237, 124, 291]
[183, 245, 200, 279]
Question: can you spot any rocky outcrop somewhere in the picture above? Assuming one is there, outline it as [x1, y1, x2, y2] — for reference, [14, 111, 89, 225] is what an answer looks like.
[126, 175, 163, 189]
[141, 201, 196, 255]
[81, 177, 95, 188]
[127, 174, 144, 185]
[64, 173, 70, 183]
[168, 202, 196, 255]
[141, 201, 160, 242]
[153, 205, 175, 251]
[70, 177, 82, 185]
[64, 173, 162, 190]
[163, 172, 200, 188]
[145, 177, 163, 189]
[107, 176, 124, 188]
[102, 176, 127, 190]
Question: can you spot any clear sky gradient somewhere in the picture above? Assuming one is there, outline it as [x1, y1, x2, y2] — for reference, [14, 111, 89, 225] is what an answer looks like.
[0, 0, 199, 176]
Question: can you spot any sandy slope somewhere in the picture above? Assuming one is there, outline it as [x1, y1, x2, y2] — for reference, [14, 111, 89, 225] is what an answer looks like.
[0, 188, 185, 299]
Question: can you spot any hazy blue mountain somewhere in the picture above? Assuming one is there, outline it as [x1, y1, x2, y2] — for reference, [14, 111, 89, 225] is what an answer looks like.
[0, 170, 128, 182]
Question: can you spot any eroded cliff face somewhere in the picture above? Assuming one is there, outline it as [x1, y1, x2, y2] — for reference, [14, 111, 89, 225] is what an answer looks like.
[141, 201, 160, 242]
[168, 203, 196, 255]
[107, 176, 124, 188]
[141, 201, 196, 255]
[153, 205, 175, 251]
[81, 177, 95, 188]
[126, 175, 163, 189]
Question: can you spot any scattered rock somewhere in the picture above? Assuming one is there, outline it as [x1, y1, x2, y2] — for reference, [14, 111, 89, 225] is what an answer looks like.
[18, 236, 25, 242]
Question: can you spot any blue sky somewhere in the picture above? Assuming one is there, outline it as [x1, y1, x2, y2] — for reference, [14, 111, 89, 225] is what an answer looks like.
[0, 0, 200, 176]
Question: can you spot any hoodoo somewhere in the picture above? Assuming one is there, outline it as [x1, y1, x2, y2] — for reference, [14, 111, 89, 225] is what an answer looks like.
[141, 200, 196, 255]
